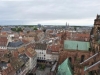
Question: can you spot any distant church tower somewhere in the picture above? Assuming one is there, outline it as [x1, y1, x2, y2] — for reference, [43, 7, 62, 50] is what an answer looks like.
[66, 22, 67, 30]
[66, 22, 69, 30]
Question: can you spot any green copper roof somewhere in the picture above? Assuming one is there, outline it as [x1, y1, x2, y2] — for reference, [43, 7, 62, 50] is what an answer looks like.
[84, 66, 87, 71]
[84, 66, 90, 75]
[57, 58, 73, 75]
[64, 40, 90, 51]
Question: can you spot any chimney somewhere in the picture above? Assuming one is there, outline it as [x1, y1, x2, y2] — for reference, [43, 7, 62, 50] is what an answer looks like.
[19, 36, 22, 41]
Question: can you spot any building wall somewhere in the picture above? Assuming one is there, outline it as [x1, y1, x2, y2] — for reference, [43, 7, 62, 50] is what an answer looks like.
[52, 54, 59, 61]
[29, 54, 37, 70]
[32, 54, 37, 68]
[58, 50, 90, 65]
[25, 60, 30, 71]
[35, 49, 46, 60]
[46, 53, 52, 61]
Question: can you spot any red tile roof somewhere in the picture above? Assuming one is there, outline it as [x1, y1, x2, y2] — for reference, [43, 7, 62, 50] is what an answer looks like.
[22, 39, 29, 44]
[25, 47, 36, 58]
[56, 33, 62, 37]
[65, 31, 90, 41]
[26, 43, 35, 49]
[47, 44, 61, 52]
[2, 63, 16, 75]
[1, 32, 8, 36]
[19, 32, 25, 36]
[36, 30, 43, 33]
[18, 46, 25, 54]
[0, 37, 8, 46]
[47, 30, 53, 33]
[0, 49, 8, 57]
[25, 50, 33, 57]
[12, 50, 19, 58]
[76, 33, 90, 38]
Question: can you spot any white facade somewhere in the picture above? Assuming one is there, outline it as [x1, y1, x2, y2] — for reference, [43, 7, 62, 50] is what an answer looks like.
[35, 49, 58, 62]
[29, 54, 37, 70]
[46, 54, 52, 61]
[25, 53, 37, 70]
[52, 54, 59, 61]
[7, 34, 14, 42]
[18, 53, 37, 75]
[46, 53, 59, 63]
[20, 60, 30, 75]
[35, 49, 46, 60]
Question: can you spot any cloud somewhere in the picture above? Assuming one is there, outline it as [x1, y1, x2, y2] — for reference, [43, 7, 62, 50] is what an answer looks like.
[25, 18, 94, 26]
[0, 0, 100, 25]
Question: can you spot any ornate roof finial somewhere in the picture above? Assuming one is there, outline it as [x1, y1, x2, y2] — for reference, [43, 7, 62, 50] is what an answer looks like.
[97, 14, 98, 19]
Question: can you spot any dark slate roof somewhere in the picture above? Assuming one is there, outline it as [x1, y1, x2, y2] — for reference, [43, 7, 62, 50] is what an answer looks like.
[0, 62, 7, 70]
[1, 27, 11, 32]
[7, 41, 24, 47]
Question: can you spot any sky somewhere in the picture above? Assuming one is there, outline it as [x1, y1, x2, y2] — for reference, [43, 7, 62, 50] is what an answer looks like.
[0, 0, 100, 26]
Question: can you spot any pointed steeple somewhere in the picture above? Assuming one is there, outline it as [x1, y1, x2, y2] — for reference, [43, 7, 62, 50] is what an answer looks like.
[96, 14, 98, 19]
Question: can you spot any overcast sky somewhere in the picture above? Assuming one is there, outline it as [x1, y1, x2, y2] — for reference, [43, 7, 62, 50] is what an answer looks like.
[0, 0, 100, 26]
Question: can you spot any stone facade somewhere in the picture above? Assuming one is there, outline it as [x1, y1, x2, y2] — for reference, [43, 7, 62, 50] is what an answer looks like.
[57, 15, 100, 75]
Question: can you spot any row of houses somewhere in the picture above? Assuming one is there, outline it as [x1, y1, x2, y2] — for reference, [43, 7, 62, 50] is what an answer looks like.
[0, 23, 91, 75]
[0, 42, 37, 75]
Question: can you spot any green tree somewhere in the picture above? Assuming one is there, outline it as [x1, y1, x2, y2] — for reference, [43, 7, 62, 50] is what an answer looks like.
[11, 28, 16, 31]
[11, 27, 23, 32]
[33, 27, 38, 30]
[16, 27, 23, 32]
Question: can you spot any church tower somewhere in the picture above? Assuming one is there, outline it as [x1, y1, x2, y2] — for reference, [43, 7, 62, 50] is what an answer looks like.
[93, 14, 100, 35]
[90, 14, 100, 53]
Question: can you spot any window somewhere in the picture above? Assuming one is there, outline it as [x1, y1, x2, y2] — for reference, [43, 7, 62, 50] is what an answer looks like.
[80, 55, 85, 63]
[42, 57, 43, 59]
[69, 57, 72, 63]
